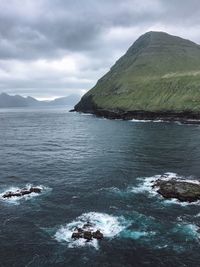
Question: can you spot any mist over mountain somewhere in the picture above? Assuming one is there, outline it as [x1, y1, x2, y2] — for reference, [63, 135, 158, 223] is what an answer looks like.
[0, 93, 81, 108]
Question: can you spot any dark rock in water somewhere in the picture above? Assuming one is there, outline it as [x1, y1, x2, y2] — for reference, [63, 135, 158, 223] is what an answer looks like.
[77, 227, 84, 233]
[83, 231, 93, 241]
[71, 223, 104, 241]
[30, 187, 42, 193]
[21, 190, 31, 195]
[3, 191, 22, 198]
[153, 179, 200, 202]
[2, 186, 42, 198]
[72, 232, 83, 239]
[92, 230, 103, 240]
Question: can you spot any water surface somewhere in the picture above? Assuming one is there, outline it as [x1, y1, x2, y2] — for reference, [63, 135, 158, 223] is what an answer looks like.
[0, 108, 200, 266]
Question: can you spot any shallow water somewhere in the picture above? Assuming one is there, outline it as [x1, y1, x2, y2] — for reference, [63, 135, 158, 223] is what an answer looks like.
[1, 108, 200, 266]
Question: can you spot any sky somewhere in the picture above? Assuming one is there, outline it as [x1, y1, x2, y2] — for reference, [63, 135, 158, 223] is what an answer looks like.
[0, 0, 200, 99]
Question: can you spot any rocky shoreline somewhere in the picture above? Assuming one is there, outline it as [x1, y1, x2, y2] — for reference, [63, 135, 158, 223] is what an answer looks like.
[70, 108, 200, 124]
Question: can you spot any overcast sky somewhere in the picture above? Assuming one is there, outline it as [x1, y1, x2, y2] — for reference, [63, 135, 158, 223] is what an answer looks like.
[0, 0, 200, 99]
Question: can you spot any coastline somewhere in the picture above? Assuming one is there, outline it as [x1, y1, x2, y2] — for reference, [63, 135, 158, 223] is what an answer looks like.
[70, 108, 200, 124]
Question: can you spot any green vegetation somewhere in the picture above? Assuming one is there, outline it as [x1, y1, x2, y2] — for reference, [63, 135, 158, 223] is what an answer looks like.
[75, 31, 200, 112]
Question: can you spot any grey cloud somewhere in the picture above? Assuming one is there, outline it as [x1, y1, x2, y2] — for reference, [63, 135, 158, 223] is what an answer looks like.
[1, 0, 200, 61]
[0, 0, 200, 98]
[0, 0, 163, 60]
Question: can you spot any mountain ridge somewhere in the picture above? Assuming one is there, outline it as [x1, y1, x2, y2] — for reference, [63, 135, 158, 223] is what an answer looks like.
[0, 93, 81, 108]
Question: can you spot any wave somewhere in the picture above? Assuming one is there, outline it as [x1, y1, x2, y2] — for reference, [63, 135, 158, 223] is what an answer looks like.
[0, 184, 50, 205]
[80, 113, 93, 116]
[130, 119, 199, 125]
[173, 222, 200, 241]
[55, 212, 128, 249]
[121, 229, 156, 240]
[130, 119, 166, 123]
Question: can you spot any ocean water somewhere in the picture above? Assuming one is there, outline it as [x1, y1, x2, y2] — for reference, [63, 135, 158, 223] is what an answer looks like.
[1, 107, 200, 266]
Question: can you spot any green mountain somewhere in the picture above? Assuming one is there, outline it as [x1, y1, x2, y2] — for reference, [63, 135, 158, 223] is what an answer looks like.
[75, 31, 200, 119]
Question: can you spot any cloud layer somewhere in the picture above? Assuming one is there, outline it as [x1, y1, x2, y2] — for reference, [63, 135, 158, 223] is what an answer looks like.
[0, 0, 200, 98]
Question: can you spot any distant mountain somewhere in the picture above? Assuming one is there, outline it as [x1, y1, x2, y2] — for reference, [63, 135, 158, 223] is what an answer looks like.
[74, 31, 200, 121]
[48, 94, 81, 106]
[0, 93, 81, 108]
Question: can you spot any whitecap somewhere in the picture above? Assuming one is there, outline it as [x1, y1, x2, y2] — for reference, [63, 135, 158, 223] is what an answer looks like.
[55, 212, 129, 249]
[130, 119, 168, 123]
[173, 223, 200, 241]
[121, 230, 155, 240]
[163, 198, 200, 206]
[131, 119, 152, 122]
[80, 113, 93, 116]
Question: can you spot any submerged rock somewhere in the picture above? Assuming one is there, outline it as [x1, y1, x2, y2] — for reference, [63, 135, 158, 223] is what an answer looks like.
[71, 222, 104, 241]
[2, 187, 42, 198]
[153, 178, 200, 202]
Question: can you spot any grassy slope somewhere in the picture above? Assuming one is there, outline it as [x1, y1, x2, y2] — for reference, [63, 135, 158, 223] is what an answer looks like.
[76, 32, 200, 112]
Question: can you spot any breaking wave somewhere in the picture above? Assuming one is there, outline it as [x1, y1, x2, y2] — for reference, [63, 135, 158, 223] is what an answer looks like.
[0, 184, 50, 205]
[55, 212, 129, 249]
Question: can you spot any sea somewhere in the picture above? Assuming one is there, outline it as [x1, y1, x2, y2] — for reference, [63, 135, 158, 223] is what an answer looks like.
[0, 107, 200, 267]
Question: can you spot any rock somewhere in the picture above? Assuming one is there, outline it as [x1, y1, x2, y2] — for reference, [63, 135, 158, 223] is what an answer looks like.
[30, 187, 42, 193]
[83, 231, 93, 241]
[2, 187, 42, 198]
[2, 191, 15, 198]
[152, 179, 200, 202]
[71, 226, 104, 241]
[92, 230, 103, 240]
[72, 232, 83, 239]
[21, 190, 31, 195]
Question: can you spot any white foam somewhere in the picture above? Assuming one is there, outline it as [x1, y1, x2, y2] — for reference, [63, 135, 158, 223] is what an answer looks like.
[122, 230, 155, 240]
[130, 119, 167, 123]
[0, 184, 50, 205]
[130, 119, 199, 125]
[55, 212, 128, 249]
[164, 198, 200, 206]
[80, 113, 93, 116]
[174, 223, 200, 241]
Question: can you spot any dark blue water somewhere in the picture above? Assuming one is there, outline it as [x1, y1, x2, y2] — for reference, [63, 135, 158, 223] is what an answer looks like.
[1, 108, 200, 267]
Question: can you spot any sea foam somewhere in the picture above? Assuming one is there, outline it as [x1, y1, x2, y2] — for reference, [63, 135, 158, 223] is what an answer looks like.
[0, 184, 50, 205]
[55, 212, 128, 249]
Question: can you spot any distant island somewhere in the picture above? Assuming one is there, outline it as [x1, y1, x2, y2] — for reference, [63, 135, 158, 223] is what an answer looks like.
[74, 31, 200, 122]
[0, 93, 81, 108]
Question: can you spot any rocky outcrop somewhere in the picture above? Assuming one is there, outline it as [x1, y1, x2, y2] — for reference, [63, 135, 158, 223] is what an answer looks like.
[152, 178, 200, 202]
[71, 222, 103, 241]
[72, 107, 200, 124]
[2, 187, 42, 198]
